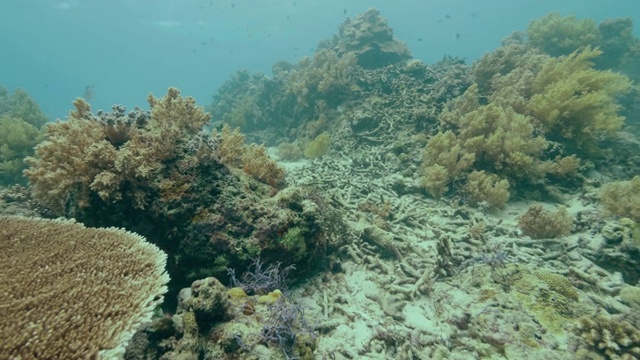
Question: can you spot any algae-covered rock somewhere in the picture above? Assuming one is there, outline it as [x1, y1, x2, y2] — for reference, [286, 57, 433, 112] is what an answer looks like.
[326, 8, 412, 68]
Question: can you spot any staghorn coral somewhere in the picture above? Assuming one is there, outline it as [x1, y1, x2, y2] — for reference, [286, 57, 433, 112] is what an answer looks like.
[528, 47, 632, 154]
[574, 313, 640, 360]
[600, 176, 640, 221]
[0, 215, 169, 360]
[526, 12, 601, 57]
[518, 204, 574, 239]
[0, 115, 42, 185]
[24, 88, 211, 212]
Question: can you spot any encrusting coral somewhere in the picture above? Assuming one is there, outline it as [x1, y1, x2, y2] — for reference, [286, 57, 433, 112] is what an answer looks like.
[0, 215, 169, 359]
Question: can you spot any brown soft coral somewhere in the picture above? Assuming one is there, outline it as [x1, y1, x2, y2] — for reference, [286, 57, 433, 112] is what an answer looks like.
[242, 144, 286, 189]
[24, 88, 211, 213]
[518, 204, 573, 239]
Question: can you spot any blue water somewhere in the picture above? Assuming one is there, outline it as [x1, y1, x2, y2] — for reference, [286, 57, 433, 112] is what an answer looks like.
[1, 0, 638, 121]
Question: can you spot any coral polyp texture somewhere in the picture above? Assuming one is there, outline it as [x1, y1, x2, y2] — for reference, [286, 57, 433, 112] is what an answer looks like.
[0, 215, 169, 359]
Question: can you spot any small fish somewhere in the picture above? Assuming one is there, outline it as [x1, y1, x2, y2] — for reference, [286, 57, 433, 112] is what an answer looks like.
[83, 85, 94, 100]
[445, 14, 452, 19]
[454, 32, 461, 40]
[286, 15, 290, 20]
[417, 37, 423, 42]
[343, 9, 347, 15]
[231, 3, 235, 8]
[292, 1, 297, 6]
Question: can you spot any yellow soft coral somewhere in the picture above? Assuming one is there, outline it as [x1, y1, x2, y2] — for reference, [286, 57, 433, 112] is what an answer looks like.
[257, 289, 282, 305]
[528, 47, 631, 154]
[526, 12, 600, 57]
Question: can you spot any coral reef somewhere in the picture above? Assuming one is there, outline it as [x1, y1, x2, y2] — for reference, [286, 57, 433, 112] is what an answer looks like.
[7, 9, 636, 360]
[23, 88, 337, 310]
[600, 176, 640, 221]
[574, 313, 640, 359]
[518, 204, 574, 239]
[320, 8, 412, 69]
[526, 12, 600, 57]
[0, 115, 42, 185]
[128, 261, 317, 359]
[25, 88, 210, 212]
[0, 87, 47, 186]
[422, 41, 630, 205]
[525, 13, 640, 82]
[0, 86, 48, 128]
[0, 215, 169, 359]
[209, 10, 467, 150]
[286, 49, 358, 108]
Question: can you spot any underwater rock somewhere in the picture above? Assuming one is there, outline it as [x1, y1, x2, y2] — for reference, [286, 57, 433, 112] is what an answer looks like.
[328, 8, 412, 69]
